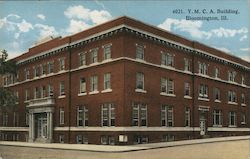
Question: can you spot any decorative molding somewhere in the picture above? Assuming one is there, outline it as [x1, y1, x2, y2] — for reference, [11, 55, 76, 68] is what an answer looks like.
[0, 127, 29, 131]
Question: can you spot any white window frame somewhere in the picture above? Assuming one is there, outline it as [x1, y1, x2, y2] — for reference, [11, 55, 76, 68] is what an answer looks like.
[185, 107, 191, 127]
[161, 52, 174, 67]
[132, 103, 147, 127]
[184, 58, 191, 72]
[91, 48, 98, 64]
[77, 106, 88, 127]
[90, 75, 98, 92]
[161, 105, 174, 127]
[103, 44, 112, 60]
[58, 58, 65, 71]
[136, 72, 144, 90]
[213, 110, 222, 126]
[161, 77, 174, 95]
[101, 103, 115, 127]
[229, 112, 236, 127]
[198, 62, 208, 75]
[136, 44, 144, 60]
[103, 73, 111, 90]
[79, 52, 86, 66]
[59, 82, 65, 96]
[59, 108, 64, 125]
[79, 78, 86, 94]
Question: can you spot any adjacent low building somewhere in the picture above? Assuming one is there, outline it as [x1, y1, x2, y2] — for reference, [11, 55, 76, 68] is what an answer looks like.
[0, 16, 249, 145]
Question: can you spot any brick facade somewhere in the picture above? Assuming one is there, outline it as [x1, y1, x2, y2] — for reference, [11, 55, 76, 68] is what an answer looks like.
[0, 16, 249, 145]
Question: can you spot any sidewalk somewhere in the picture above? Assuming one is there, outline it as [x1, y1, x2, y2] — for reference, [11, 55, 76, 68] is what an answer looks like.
[0, 135, 249, 153]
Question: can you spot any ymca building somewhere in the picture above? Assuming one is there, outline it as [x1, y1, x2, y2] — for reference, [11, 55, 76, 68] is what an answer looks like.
[0, 16, 249, 145]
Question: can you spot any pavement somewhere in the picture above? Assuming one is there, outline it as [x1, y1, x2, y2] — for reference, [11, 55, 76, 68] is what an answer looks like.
[0, 135, 249, 152]
[0, 136, 250, 159]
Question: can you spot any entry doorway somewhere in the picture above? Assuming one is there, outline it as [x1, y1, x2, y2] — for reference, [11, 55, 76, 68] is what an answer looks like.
[35, 113, 48, 139]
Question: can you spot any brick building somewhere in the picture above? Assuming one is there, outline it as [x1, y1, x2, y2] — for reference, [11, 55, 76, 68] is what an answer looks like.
[0, 16, 249, 145]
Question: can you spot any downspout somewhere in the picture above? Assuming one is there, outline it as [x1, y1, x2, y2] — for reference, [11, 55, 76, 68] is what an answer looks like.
[67, 37, 72, 143]
[191, 41, 196, 138]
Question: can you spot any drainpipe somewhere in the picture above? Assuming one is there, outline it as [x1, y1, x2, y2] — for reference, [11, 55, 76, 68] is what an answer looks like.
[191, 41, 196, 138]
[67, 37, 72, 143]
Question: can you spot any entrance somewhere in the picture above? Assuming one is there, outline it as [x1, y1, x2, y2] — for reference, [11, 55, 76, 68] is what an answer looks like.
[36, 113, 47, 139]
[200, 119, 206, 135]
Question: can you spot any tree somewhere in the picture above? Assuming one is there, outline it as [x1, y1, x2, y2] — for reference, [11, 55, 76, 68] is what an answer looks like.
[0, 50, 17, 108]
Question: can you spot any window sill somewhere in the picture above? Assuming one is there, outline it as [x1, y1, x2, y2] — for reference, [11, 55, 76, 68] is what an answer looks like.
[103, 58, 113, 63]
[89, 91, 99, 95]
[78, 65, 87, 69]
[160, 64, 175, 69]
[228, 125, 237, 128]
[228, 102, 238, 105]
[135, 89, 147, 93]
[198, 97, 210, 101]
[214, 99, 221, 103]
[78, 92, 87, 96]
[101, 89, 112, 93]
[89, 62, 99, 66]
[160, 92, 176, 97]
[241, 103, 246, 107]
[241, 122, 246, 125]
[212, 125, 222, 127]
[184, 95, 192, 99]
[58, 95, 66, 99]
[136, 58, 145, 62]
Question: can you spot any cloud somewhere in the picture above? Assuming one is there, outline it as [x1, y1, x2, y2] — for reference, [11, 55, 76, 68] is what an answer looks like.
[240, 35, 247, 41]
[240, 47, 250, 52]
[34, 24, 58, 40]
[238, 55, 250, 62]
[64, 5, 112, 24]
[158, 18, 248, 40]
[213, 46, 231, 53]
[17, 19, 33, 32]
[64, 5, 112, 34]
[66, 19, 90, 34]
[37, 14, 46, 20]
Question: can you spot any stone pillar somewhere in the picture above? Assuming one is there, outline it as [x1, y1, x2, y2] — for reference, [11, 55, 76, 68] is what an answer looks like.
[47, 112, 50, 140]
[28, 113, 35, 142]
[49, 112, 53, 142]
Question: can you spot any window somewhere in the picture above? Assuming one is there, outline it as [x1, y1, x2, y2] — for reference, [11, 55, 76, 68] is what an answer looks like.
[59, 108, 64, 125]
[34, 65, 40, 77]
[184, 58, 191, 71]
[228, 71, 236, 82]
[185, 107, 191, 127]
[132, 103, 147, 126]
[241, 113, 246, 124]
[213, 110, 222, 126]
[136, 72, 144, 90]
[24, 68, 30, 80]
[101, 136, 115, 145]
[241, 75, 245, 85]
[133, 135, 148, 144]
[41, 86, 46, 98]
[14, 90, 19, 103]
[136, 44, 144, 60]
[161, 77, 174, 94]
[13, 112, 18, 127]
[241, 93, 245, 104]
[90, 75, 98, 92]
[59, 58, 65, 71]
[199, 84, 208, 98]
[34, 87, 41, 99]
[162, 134, 175, 142]
[3, 112, 8, 126]
[104, 73, 111, 90]
[102, 103, 115, 126]
[161, 52, 174, 67]
[213, 88, 220, 101]
[48, 84, 54, 96]
[198, 62, 208, 75]
[25, 89, 30, 101]
[59, 82, 65, 96]
[103, 45, 111, 60]
[59, 135, 64, 143]
[229, 112, 236, 126]
[77, 106, 88, 127]
[184, 82, 191, 96]
[214, 67, 219, 78]
[42, 64, 46, 75]
[161, 105, 174, 127]
[76, 135, 88, 144]
[25, 112, 29, 126]
[228, 91, 237, 103]
[48, 61, 54, 74]
[79, 52, 86, 66]
[91, 48, 98, 63]
[79, 78, 86, 94]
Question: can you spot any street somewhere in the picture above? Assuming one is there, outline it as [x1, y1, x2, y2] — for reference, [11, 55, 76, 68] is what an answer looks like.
[0, 139, 250, 159]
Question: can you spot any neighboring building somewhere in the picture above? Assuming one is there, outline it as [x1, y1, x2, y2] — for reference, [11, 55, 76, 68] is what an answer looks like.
[0, 16, 249, 145]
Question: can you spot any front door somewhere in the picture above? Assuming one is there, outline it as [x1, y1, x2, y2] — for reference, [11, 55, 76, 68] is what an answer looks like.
[200, 119, 206, 136]
[37, 113, 47, 138]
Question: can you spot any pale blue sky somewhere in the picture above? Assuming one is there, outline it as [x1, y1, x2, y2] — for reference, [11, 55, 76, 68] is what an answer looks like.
[0, 0, 249, 62]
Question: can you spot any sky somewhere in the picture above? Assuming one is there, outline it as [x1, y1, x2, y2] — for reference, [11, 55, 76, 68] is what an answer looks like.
[0, 0, 249, 62]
